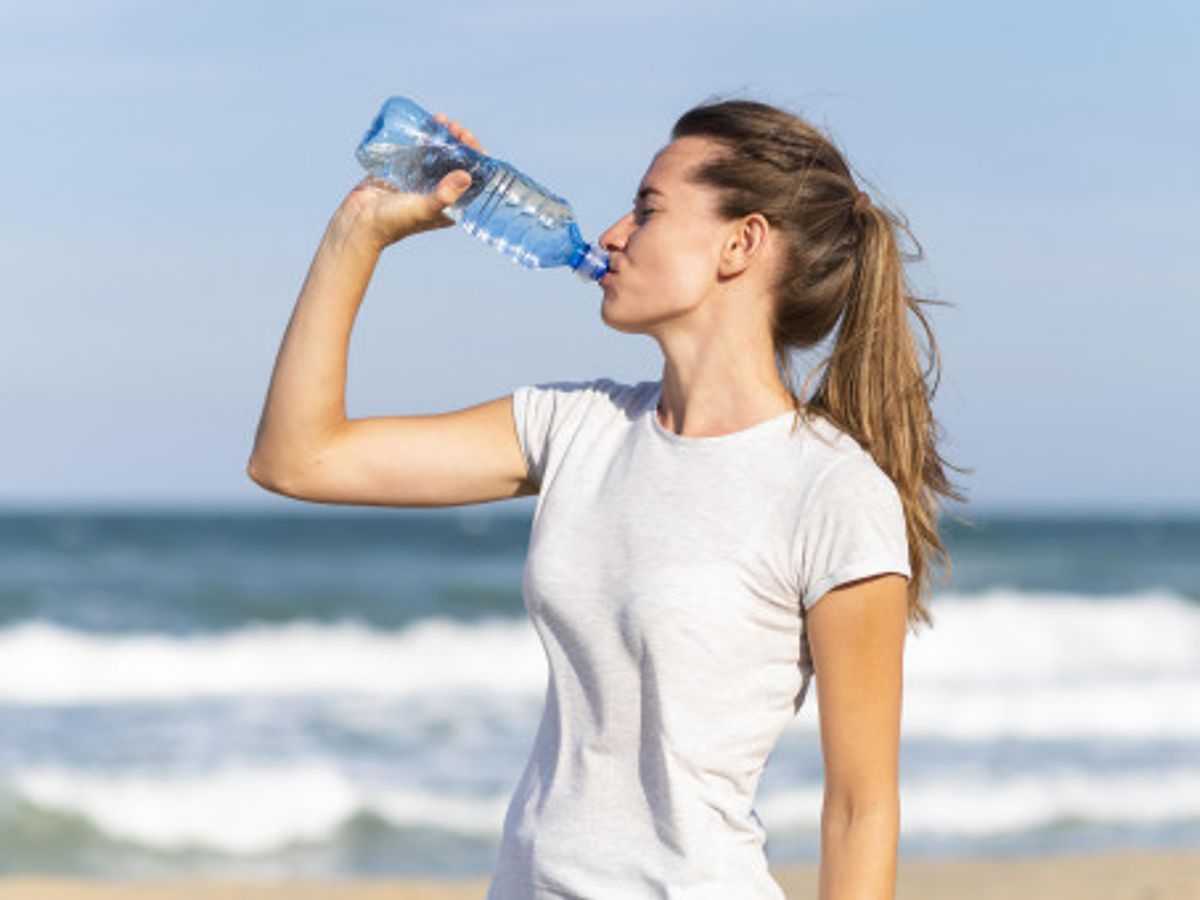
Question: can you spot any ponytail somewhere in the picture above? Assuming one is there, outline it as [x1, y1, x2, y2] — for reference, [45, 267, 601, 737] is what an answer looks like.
[792, 200, 966, 626]
[674, 99, 967, 626]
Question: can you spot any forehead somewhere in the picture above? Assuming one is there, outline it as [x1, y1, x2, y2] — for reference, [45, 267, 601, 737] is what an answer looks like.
[639, 136, 725, 192]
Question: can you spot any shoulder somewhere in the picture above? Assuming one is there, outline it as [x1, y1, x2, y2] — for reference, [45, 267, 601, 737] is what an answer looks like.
[511, 378, 655, 486]
[784, 412, 900, 506]
[788, 417, 910, 611]
[788, 415, 907, 561]
[514, 377, 655, 422]
[809, 450, 902, 512]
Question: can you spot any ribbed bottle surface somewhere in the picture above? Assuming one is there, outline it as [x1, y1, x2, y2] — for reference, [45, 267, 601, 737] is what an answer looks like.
[356, 97, 607, 280]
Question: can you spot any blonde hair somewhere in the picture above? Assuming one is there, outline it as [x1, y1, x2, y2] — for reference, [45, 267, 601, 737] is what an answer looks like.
[673, 99, 968, 627]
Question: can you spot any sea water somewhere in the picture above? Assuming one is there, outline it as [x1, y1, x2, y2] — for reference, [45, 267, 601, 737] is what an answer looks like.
[0, 508, 1197, 876]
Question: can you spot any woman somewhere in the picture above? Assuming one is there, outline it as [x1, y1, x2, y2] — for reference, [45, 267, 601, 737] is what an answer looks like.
[249, 98, 962, 898]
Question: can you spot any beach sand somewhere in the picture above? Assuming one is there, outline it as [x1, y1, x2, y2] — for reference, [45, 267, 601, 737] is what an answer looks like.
[3, 849, 1198, 899]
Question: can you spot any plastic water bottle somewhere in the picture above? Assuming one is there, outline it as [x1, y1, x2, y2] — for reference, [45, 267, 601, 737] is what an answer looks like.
[356, 97, 609, 282]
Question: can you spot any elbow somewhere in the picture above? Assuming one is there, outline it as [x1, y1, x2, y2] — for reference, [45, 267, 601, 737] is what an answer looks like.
[246, 454, 280, 494]
[247, 424, 346, 499]
[246, 454, 304, 498]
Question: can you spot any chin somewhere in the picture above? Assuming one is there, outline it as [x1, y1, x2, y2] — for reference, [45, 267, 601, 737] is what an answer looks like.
[602, 291, 692, 336]
[600, 293, 647, 334]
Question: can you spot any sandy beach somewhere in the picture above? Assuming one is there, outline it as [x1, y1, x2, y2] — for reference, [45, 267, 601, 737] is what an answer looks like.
[3, 848, 1199, 899]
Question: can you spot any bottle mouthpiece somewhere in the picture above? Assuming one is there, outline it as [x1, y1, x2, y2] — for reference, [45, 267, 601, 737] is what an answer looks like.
[573, 244, 610, 283]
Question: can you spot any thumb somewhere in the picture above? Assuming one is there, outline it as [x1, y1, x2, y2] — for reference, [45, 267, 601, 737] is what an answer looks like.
[433, 170, 472, 208]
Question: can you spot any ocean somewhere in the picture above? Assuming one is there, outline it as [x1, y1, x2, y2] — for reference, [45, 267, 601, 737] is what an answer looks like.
[0, 506, 1197, 878]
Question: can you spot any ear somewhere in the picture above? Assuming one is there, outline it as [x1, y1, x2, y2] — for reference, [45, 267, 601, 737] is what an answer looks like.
[717, 213, 771, 278]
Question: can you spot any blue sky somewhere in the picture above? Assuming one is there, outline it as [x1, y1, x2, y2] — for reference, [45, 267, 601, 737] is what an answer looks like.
[1, 1, 1196, 511]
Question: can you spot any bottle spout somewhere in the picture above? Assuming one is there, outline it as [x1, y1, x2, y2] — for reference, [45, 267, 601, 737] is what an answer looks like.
[572, 243, 610, 283]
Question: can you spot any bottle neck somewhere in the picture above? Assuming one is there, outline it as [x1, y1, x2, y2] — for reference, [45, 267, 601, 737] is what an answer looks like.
[571, 243, 610, 282]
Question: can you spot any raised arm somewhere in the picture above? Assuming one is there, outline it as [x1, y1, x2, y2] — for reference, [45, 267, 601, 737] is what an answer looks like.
[807, 572, 908, 900]
[247, 120, 535, 508]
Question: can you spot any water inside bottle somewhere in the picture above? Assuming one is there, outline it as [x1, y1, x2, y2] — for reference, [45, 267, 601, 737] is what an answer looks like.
[356, 101, 608, 280]
[360, 142, 592, 271]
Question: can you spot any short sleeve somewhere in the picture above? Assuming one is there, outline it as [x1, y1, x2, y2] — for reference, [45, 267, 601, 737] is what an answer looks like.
[794, 457, 911, 612]
[511, 378, 614, 490]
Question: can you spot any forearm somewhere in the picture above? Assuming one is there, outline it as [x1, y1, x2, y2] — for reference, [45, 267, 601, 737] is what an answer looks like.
[249, 207, 382, 480]
[817, 803, 899, 899]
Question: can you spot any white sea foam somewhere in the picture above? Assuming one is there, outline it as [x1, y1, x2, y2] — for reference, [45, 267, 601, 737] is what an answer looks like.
[892, 588, 1200, 740]
[907, 589, 1200, 683]
[0, 616, 545, 704]
[12, 763, 508, 854]
[1, 590, 1198, 740]
[14, 761, 1200, 854]
[894, 675, 1200, 739]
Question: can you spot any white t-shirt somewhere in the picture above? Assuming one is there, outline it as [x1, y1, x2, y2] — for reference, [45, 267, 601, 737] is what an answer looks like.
[487, 378, 910, 899]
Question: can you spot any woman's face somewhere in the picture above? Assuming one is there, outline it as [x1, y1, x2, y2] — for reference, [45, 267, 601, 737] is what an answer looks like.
[598, 137, 733, 334]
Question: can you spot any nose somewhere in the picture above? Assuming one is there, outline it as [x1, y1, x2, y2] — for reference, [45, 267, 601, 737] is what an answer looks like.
[599, 212, 634, 253]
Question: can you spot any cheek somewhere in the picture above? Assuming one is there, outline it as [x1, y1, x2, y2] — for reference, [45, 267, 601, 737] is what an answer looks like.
[602, 268, 701, 329]
[635, 239, 701, 290]
[654, 245, 714, 304]
[613, 226, 717, 313]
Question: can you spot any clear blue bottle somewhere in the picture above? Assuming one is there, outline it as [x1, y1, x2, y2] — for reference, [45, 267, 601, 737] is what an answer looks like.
[356, 97, 609, 282]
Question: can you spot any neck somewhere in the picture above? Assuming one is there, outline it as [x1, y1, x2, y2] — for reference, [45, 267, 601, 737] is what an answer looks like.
[652, 303, 796, 437]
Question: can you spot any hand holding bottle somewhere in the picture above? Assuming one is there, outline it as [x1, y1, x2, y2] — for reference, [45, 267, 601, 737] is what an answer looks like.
[332, 114, 484, 252]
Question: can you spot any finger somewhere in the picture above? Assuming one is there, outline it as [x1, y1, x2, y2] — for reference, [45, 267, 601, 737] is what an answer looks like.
[432, 113, 484, 151]
[433, 170, 472, 207]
